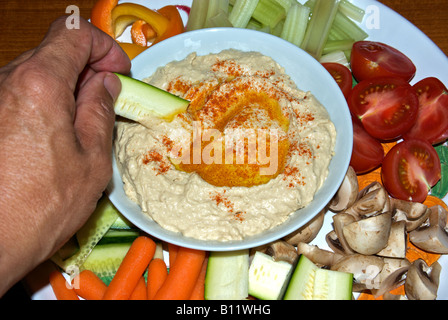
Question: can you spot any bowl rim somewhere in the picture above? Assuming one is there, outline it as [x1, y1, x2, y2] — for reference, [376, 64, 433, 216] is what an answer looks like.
[107, 27, 353, 251]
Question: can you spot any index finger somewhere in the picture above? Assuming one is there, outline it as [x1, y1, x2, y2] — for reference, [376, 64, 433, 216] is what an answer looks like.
[31, 16, 131, 92]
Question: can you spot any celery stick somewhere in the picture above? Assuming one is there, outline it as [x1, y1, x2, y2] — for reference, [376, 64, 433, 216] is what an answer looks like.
[186, 0, 209, 31]
[339, 0, 365, 23]
[319, 50, 350, 69]
[206, 11, 234, 28]
[273, 0, 293, 12]
[252, 0, 286, 29]
[246, 18, 271, 33]
[228, 0, 260, 28]
[323, 39, 354, 55]
[280, 3, 311, 47]
[332, 11, 368, 41]
[206, 0, 229, 22]
[300, 0, 340, 60]
[271, 19, 284, 37]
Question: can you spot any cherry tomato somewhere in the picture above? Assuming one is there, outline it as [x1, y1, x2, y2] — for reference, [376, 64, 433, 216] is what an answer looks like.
[381, 139, 441, 203]
[322, 62, 353, 99]
[402, 77, 448, 145]
[348, 76, 419, 141]
[351, 41, 416, 83]
[350, 118, 384, 174]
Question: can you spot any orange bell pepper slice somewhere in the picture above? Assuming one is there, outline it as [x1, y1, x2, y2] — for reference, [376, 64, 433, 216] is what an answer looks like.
[131, 20, 156, 47]
[118, 42, 148, 60]
[111, 3, 170, 39]
[152, 5, 185, 46]
[90, 0, 118, 37]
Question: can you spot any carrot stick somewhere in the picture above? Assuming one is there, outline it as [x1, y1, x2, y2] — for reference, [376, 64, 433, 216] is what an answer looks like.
[146, 258, 168, 300]
[129, 276, 147, 300]
[102, 235, 156, 300]
[189, 256, 208, 300]
[49, 270, 80, 300]
[168, 243, 179, 267]
[153, 247, 206, 300]
[72, 270, 107, 300]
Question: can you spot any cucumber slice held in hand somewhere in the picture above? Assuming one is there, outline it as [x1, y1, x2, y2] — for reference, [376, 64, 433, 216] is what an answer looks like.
[113, 73, 190, 122]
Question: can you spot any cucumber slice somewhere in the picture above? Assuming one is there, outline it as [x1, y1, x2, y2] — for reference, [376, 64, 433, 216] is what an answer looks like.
[110, 214, 135, 230]
[248, 251, 294, 300]
[114, 73, 190, 122]
[81, 243, 133, 285]
[205, 249, 250, 300]
[51, 196, 120, 271]
[284, 255, 353, 300]
[313, 268, 353, 300]
[97, 229, 140, 245]
[283, 254, 318, 300]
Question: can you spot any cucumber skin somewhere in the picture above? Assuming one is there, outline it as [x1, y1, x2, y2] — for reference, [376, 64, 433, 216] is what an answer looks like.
[283, 255, 318, 300]
[114, 73, 189, 122]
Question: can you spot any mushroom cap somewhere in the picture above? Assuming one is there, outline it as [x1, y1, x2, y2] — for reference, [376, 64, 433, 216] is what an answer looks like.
[345, 182, 390, 219]
[405, 259, 441, 300]
[391, 198, 430, 231]
[409, 205, 448, 254]
[377, 221, 407, 258]
[283, 210, 325, 245]
[328, 166, 358, 212]
[343, 212, 392, 255]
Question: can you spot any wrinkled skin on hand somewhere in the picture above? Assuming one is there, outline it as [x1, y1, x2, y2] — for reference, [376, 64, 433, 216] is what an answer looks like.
[0, 16, 131, 296]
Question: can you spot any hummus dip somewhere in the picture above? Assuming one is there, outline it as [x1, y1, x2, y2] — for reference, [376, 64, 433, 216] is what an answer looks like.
[114, 49, 337, 241]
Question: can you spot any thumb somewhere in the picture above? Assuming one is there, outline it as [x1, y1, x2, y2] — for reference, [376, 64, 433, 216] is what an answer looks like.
[74, 72, 120, 154]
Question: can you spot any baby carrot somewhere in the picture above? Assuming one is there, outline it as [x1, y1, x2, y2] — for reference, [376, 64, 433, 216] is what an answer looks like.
[189, 256, 208, 300]
[153, 247, 206, 300]
[129, 276, 147, 300]
[49, 270, 79, 300]
[72, 270, 107, 300]
[168, 243, 179, 267]
[102, 236, 156, 300]
[146, 258, 168, 300]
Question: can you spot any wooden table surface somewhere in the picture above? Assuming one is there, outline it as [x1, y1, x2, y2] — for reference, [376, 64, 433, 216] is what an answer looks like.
[0, 0, 447, 67]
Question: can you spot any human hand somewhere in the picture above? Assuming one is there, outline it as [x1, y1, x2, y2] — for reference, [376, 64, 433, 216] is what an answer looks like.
[0, 16, 131, 295]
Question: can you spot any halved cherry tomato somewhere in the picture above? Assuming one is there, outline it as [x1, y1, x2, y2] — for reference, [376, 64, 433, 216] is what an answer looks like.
[381, 139, 441, 203]
[351, 41, 416, 83]
[350, 118, 384, 174]
[348, 76, 419, 141]
[403, 77, 448, 145]
[322, 63, 353, 100]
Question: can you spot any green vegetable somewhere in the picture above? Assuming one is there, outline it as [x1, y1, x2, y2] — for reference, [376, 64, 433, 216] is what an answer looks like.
[114, 73, 190, 122]
[228, 0, 260, 28]
[300, 0, 341, 60]
[205, 250, 250, 300]
[432, 144, 448, 199]
[81, 242, 134, 285]
[280, 2, 310, 47]
[339, 0, 365, 23]
[185, 0, 209, 31]
[252, 0, 286, 29]
[51, 196, 120, 271]
[248, 251, 294, 300]
[284, 255, 353, 300]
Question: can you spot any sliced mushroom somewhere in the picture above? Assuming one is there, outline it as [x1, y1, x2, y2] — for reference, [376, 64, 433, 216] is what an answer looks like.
[296, 242, 344, 268]
[283, 210, 325, 245]
[325, 230, 347, 256]
[342, 212, 392, 255]
[331, 254, 384, 292]
[409, 205, 448, 254]
[377, 221, 407, 258]
[264, 240, 299, 265]
[391, 198, 430, 231]
[345, 182, 390, 219]
[331, 213, 356, 255]
[328, 166, 358, 212]
[405, 259, 441, 300]
[373, 258, 411, 298]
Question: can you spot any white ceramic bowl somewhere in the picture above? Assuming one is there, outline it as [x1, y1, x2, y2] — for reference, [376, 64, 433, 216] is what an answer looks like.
[107, 28, 353, 251]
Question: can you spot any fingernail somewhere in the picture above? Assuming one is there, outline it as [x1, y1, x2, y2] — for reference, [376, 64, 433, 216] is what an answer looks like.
[103, 73, 121, 102]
